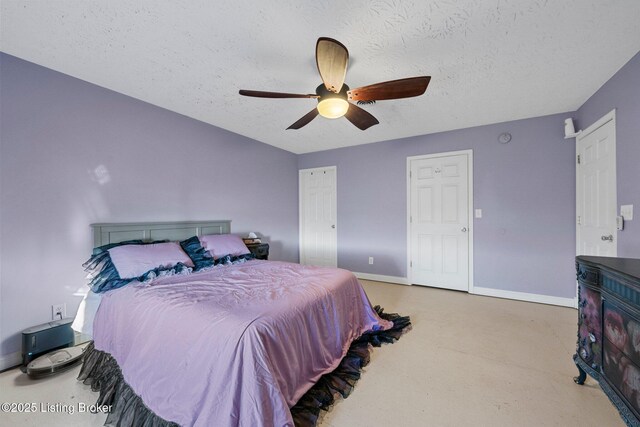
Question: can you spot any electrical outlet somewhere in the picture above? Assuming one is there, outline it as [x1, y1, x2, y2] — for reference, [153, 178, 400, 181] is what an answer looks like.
[52, 303, 66, 320]
[368, 257, 374, 265]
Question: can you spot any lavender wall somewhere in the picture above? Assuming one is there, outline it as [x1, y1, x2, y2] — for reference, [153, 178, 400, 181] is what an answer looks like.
[299, 113, 577, 298]
[2, 49, 637, 365]
[0, 53, 299, 359]
[577, 51, 640, 257]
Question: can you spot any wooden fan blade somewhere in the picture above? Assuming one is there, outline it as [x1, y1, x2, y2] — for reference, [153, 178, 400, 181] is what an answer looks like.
[239, 90, 319, 99]
[287, 108, 319, 130]
[316, 37, 349, 93]
[347, 76, 431, 101]
[344, 103, 379, 130]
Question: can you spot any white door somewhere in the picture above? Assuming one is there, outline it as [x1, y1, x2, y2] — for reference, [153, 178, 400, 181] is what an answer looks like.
[576, 111, 617, 256]
[409, 152, 471, 291]
[299, 166, 337, 267]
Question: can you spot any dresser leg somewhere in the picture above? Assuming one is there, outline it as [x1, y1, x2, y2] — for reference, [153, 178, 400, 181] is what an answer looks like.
[574, 364, 587, 385]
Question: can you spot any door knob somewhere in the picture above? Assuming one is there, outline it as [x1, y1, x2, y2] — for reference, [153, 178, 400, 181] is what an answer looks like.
[461, 227, 467, 232]
[601, 234, 614, 242]
[331, 225, 336, 229]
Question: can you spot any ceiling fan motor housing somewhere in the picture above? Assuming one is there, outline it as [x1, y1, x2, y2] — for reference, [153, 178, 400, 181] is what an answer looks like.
[315, 83, 350, 102]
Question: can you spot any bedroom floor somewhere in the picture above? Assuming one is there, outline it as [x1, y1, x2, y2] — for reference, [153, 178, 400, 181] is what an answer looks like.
[0, 280, 624, 427]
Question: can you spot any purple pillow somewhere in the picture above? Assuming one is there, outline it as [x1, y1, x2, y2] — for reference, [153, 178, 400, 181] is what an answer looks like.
[108, 242, 194, 279]
[199, 234, 250, 260]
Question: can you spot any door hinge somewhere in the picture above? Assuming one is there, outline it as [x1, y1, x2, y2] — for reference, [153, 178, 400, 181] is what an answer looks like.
[410, 215, 412, 223]
[577, 215, 581, 225]
[577, 154, 581, 165]
[410, 261, 413, 267]
[409, 170, 412, 178]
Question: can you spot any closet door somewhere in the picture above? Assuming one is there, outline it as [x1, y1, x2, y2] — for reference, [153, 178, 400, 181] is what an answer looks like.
[409, 153, 470, 291]
[299, 166, 337, 267]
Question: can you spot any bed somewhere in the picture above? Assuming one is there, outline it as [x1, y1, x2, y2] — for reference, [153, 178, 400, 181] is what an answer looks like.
[75, 221, 409, 427]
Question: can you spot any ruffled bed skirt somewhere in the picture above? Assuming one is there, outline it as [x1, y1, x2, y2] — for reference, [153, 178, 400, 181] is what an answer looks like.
[78, 306, 411, 427]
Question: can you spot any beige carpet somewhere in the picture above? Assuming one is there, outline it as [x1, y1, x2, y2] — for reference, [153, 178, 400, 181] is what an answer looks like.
[0, 280, 625, 426]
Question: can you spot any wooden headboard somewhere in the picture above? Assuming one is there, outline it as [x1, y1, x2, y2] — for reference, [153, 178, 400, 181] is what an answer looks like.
[91, 220, 231, 248]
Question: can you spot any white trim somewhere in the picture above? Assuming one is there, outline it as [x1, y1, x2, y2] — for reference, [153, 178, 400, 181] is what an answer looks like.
[472, 287, 576, 308]
[353, 274, 575, 308]
[577, 109, 617, 140]
[298, 170, 303, 264]
[406, 149, 474, 292]
[468, 153, 474, 293]
[298, 166, 337, 267]
[353, 272, 409, 285]
[0, 351, 21, 372]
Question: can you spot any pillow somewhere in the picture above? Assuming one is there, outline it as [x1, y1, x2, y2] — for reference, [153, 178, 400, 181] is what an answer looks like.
[83, 239, 193, 294]
[199, 234, 250, 259]
[108, 242, 194, 279]
[180, 236, 214, 270]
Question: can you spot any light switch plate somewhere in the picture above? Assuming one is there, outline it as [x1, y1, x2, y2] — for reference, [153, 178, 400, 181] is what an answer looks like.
[621, 205, 634, 220]
[475, 209, 482, 218]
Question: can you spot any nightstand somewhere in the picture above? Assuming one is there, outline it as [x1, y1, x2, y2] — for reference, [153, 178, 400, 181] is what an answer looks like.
[247, 243, 269, 260]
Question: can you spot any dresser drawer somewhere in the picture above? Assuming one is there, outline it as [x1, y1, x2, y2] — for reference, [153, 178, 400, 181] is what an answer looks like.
[603, 298, 640, 418]
[603, 336, 640, 419]
[603, 300, 640, 369]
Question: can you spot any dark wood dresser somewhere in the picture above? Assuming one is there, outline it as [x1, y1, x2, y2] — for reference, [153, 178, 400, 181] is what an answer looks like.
[575, 256, 640, 426]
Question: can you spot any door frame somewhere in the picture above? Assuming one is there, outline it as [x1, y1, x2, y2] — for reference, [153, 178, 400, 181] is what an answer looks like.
[406, 149, 474, 292]
[299, 165, 338, 267]
[575, 109, 617, 257]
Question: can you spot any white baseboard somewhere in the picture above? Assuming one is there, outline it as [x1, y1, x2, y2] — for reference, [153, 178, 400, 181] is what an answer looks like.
[353, 272, 409, 286]
[472, 286, 577, 308]
[352, 273, 576, 308]
[0, 351, 21, 372]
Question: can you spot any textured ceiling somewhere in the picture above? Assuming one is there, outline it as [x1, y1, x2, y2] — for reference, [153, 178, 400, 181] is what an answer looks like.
[2, 1, 640, 154]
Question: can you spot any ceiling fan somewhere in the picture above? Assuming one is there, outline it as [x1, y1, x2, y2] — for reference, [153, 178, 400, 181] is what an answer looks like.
[239, 37, 431, 131]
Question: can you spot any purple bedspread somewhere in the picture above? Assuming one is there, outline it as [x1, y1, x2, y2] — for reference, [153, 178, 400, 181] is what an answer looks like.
[92, 260, 391, 426]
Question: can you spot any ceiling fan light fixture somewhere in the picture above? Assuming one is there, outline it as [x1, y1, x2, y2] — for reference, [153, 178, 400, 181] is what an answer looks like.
[317, 98, 349, 119]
